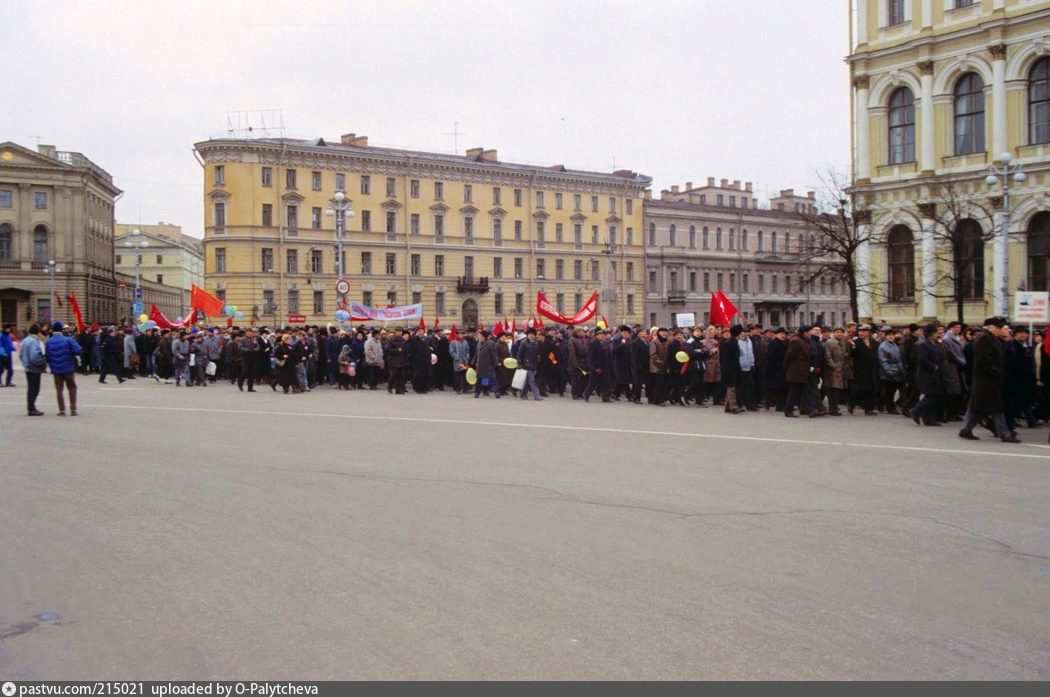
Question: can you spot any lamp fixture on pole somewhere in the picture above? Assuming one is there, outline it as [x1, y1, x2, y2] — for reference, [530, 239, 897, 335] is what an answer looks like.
[985, 152, 1026, 318]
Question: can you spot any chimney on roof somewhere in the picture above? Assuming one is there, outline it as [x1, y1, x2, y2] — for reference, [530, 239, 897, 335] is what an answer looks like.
[481, 149, 498, 162]
[340, 133, 368, 147]
[807, 191, 816, 199]
[38, 144, 57, 159]
[685, 181, 693, 191]
[671, 185, 679, 194]
[732, 180, 740, 190]
[707, 177, 715, 187]
[745, 182, 753, 192]
[660, 190, 673, 201]
[465, 147, 484, 161]
[720, 178, 728, 188]
[643, 189, 652, 200]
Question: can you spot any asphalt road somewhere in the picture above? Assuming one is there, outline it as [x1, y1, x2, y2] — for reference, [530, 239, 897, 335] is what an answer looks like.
[1, 373, 1048, 680]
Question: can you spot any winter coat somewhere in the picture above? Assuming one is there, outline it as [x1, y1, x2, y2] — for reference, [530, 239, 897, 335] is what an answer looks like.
[630, 337, 650, 385]
[123, 333, 137, 369]
[364, 337, 384, 367]
[570, 336, 588, 375]
[203, 334, 222, 360]
[475, 337, 500, 380]
[877, 340, 904, 383]
[915, 339, 945, 396]
[515, 338, 542, 371]
[172, 338, 190, 365]
[384, 335, 407, 368]
[497, 340, 514, 389]
[19, 334, 47, 373]
[719, 337, 740, 387]
[784, 335, 811, 384]
[969, 331, 1005, 412]
[765, 338, 787, 389]
[649, 337, 669, 374]
[45, 334, 82, 375]
[851, 337, 880, 392]
[408, 334, 432, 378]
[449, 339, 470, 371]
[587, 337, 610, 377]
[1005, 338, 1036, 407]
[824, 337, 849, 389]
[667, 338, 689, 378]
[941, 331, 966, 395]
[702, 337, 721, 383]
[611, 336, 632, 383]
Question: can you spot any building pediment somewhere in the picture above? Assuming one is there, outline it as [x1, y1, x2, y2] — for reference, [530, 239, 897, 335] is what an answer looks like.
[605, 214, 622, 224]
[208, 188, 231, 202]
[430, 202, 450, 214]
[532, 210, 550, 220]
[570, 213, 587, 223]
[0, 142, 71, 170]
[382, 199, 403, 210]
[489, 206, 508, 218]
[460, 204, 480, 216]
[281, 191, 305, 203]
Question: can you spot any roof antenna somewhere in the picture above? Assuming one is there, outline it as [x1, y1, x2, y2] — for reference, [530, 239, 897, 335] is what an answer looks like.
[443, 122, 466, 154]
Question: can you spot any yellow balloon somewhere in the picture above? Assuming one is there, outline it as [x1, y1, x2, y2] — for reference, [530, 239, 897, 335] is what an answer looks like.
[465, 367, 478, 385]
[139, 314, 149, 324]
[502, 357, 518, 369]
[675, 350, 690, 363]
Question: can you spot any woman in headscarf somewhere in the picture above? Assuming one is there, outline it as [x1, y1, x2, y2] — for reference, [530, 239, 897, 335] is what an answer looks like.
[272, 334, 298, 394]
[337, 344, 354, 390]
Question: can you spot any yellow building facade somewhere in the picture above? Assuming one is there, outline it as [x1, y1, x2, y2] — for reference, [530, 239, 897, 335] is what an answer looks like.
[849, 0, 1050, 323]
[194, 134, 650, 329]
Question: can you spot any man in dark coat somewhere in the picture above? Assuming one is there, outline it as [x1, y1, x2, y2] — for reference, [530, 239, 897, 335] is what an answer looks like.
[611, 325, 634, 401]
[959, 318, 1017, 442]
[629, 327, 650, 404]
[719, 326, 742, 412]
[1004, 326, 1037, 429]
[912, 323, 946, 426]
[583, 328, 612, 402]
[407, 326, 432, 394]
[898, 323, 920, 416]
[851, 324, 880, 415]
[474, 330, 501, 398]
[384, 328, 409, 394]
[783, 326, 816, 417]
[569, 327, 589, 400]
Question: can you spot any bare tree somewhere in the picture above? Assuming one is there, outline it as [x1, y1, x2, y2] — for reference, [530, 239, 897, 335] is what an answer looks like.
[920, 182, 997, 324]
[791, 169, 877, 324]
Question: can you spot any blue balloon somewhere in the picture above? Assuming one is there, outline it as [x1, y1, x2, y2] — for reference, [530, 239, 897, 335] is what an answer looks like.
[224, 305, 236, 317]
[234, 311, 245, 320]
[175, 316, 183, 323]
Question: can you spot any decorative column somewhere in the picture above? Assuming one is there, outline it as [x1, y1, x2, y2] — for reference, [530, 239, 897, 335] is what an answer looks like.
[918, 203, 938, 320]
[857, 0, 868, 45]
[921, 0, 932, 28]
[919, 61, 936, 173]
[855, 210, 873, 321]
[991, 44, 1008, 159]
[854, 76, 871, 181]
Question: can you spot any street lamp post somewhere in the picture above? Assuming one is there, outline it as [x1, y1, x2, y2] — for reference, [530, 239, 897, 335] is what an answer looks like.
[125, 228, 149, 318]
[46, 259, 59, 324]
[985, 152, 1026, 318]
[326, 190, 355, 280]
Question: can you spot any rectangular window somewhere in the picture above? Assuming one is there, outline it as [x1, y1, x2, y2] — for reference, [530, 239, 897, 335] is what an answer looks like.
[626, 262, 634, 281]
[574, 224, 583, 247]
[464, 184, 473, 203]
[649, 270, 657, 289]
[362, 290, 373, 308]
[493, 293, 503, 315]
[536, 191, 545, 208]
[435, 255, 444, 276]
[385, 253, 396, 275]
[261, 167, 272, 187]
[555, 259, 564, 280]
[626, 199, 634, 215]
[436, 291, 446, 315]
[216, 290, 225, 303]
[670, 271, 679, 291]
[574, 260, 583, 280]
[626, 227, 634, 246]
[591, 196, 599, 213]
[514, 258, 523, 278]
[410, 179, 420, 198]
[758, 274, 765, 292]
[361, 252, 372, 274]
[608, 196, 616, 213]
[37, 298, 52, 323]
[215, 248, 226, 273]
[287, 289, 299, 314]
[313, 291, 324, 315]
[493, 187, 501, 205]
[494, 257, 503, 278]
[335, 173, 345, 191]
[262, 248, 273, 272]
[536, 259, 545, 278]
[592, 261, 600, 282]
[214, 165, 225, 185]
[116, 255, 122, 265]
[555, 223, 563, 243]
[514, 221, 523, 240]
[361, 210, 371, 232]
[262, 204, 272, 227]
[312, 171, 322, 191]
[411, 214, 420, 235]
[574, 194, 582, 210]
[435, 215, 445, 238]
[772, 275, 778, 292]
[592, 226, 600, 245]
[717, 272, 724, 289]
[386, 177, 396, 196]
[887, 0, 906, 26]
[0, 189, 11, 207]
[730, 196, 736, 208]
[689, 271, 697, 292]
[263, 290, 275, 314]
[155, 254, 163, 264]
[609, 226, 617, 246]
[743, 273, 749, 292]
[515, 293, 524, 314]
[286, 169, 297, 189]
[361, 175, 371, 195]
[493, 218, 502, 242]
[411, 254, 421, 275]
[717, 194, 724, 207]
[386, 211, 396, 234]
[556, 293, 565, 312]
[627, 294, 635, 315]
[312, 207, 322, 229]
[555, 193, 563, 210]
[286, 249, 298, 274]
[514, 189, 522, 207]
[286, 205, 298, 230]
[574, 292, 583, 311]
[464, 256, 474, 277]
[214, 202, 226, 227]
[536, 221, 545, 245]
[412, 292, 421, 306]
[464, 217, 474, 240]
[434, 181, 444, 199]
[311, 249, 323, 273]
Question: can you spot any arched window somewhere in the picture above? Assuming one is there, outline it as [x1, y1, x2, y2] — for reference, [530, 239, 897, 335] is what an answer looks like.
[33, 225, 49, 263]
[757, 230, 764, 252]
[729, 228, 736, 251]
[669, 224, 677, 247]
[956, 219, 985, 299]
[954, 72, 985, 155]
[716, 227, 723, 250]
[741, 229, 748, 251]
[887, 225, 915, 302]
[702, 226, 710, 249]
[0, 223, 12, 261]
[689, 225, 697, 248]
[888, 86, 916, 164]
[784, 232, 791, 253]
[1027, 212, 1050, 291]
[772, 231, 778, 253]
[1030, 57, 1050, 145]
[648, 222, 656, 246]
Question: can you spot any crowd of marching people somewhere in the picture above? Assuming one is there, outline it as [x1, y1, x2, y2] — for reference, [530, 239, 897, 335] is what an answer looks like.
[2, 314, 1044, 443]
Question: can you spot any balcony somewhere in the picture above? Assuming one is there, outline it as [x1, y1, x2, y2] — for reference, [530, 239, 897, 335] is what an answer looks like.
[667, 290, 687, 304]
[456, 276, 490, 294]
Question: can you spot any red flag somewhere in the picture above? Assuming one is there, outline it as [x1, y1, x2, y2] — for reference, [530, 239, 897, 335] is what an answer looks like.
[89, 321, 100, 333]
[190, 284, 225, 317]
[479, 323, 484, 331]
[433, 316, 440, 328]
[449, 324, 458, 342]
[510, 317, 516, 334]
[418, 315, 426, 330]
[709, 290, 739, 327]
[600, 314, 610, 330]
[226, 316, 233, 327]
[66, 293, 85, 333]
[55, 294, 63, 308]
[493, 321, 504, 336]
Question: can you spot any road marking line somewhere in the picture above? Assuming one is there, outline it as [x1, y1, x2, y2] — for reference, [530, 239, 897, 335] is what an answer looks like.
[11, 400, 1049, 461]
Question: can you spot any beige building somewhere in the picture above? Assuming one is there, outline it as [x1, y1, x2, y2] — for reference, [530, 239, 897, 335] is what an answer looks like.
[0, 141, 122, 328]
[115, 222, 204, 316]
[644, 179, 852, 329]
[849, 0, 1050, 323]
[194, 134, 651, 328]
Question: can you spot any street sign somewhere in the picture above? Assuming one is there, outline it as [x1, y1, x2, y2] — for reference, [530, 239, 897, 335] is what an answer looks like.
[287, 313, 306, 324]
[132, 300, 143, 317]
[1014, 291, 1049, 323]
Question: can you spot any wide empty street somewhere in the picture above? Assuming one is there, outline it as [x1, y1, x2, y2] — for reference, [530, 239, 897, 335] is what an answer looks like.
[1, 377, 1048, 680]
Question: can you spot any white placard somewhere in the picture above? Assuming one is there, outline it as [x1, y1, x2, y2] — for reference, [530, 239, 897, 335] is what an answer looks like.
[1014, 291, 1049, 323]
[674, 312, 696, 328]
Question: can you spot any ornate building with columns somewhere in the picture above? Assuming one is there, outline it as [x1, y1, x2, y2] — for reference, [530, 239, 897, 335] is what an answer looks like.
[849, 0, 1050, 324]
[194, 134, 650, 328]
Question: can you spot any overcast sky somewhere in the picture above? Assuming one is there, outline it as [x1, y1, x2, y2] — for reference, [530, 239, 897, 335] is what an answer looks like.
[3, 0, 850, 238]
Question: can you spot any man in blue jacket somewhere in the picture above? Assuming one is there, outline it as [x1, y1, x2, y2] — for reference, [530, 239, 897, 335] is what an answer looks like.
[0, 324, 15, 387]
[45, 321, 82, 416]
[18, 324, 47, 415]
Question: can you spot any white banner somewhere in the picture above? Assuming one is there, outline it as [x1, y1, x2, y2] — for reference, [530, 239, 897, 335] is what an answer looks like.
[349, 301, 424, 322]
